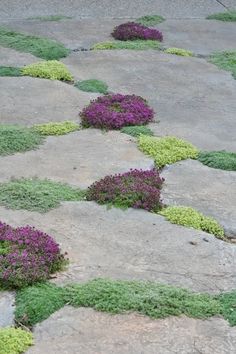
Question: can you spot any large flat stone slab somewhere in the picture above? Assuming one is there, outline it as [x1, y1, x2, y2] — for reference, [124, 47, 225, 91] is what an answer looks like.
[1, 202, 236, 292]
[63, 51, 236, 151]
[0, 130, 153, 188]
[162, 160, 236, 238]
[0, 47, 39, 66]
[0, 292, 15, 327]
[26, 307, 236, 354]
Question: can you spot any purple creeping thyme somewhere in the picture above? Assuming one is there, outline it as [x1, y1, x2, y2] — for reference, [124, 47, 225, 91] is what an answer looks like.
[86, 169, 164, 211]
[0, 222, 67, 288]
[112, 22, 163, 41]
[80, 94, 154, 129]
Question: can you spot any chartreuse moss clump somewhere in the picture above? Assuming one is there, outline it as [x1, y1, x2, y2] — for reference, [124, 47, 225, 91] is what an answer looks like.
[21, 60, 73, 81]
[0, 328, 33, 354]
[209, 51, 236, 79]
[159, 206, 224, 239]
[34, 121, 80, 136]
[207, 11, 236, 22]
[92, 40, 161, 50]
[75, 79, 108, 94]
[121, 125, 154, 137]
[0, 178, 85, 213]
[164, 47, 193, 57]
[0, 27, 70, 60]
[0, 66, 21, 76]
[0, 125, 44, 156]
[137, 15, 165, 26]
[138, 135, 199, 168]
[198, 151, 236, 171]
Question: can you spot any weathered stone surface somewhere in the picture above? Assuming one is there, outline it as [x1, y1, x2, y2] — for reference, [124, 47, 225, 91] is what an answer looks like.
[0, 47, 39, 67]
[63, 51, 236, 151]
[26, 307, 236, 354]
[0, 292, 15, 327]
[1, 202, 236, 292]
[162, 159, 236, 238]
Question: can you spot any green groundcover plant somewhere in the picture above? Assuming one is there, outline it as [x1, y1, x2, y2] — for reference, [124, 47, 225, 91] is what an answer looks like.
[0, 328, 33, 354]
[92, 40, 161, 50]
[21, 60, 73, 81]
[0, 66, 21, 76]
[207, 11, 236, 22]
[198, 151, 236, 171]
[159, 206, 224, 239]
[34, 121, 80, 136]
[29, 15, 72, 21]
[0, 27, 70, 60]
[209, 51, 236, 79]
[164, 47, 193, 57]
[75, 79, 108, 94]
[136, 15, 165, 26]
[121, 125, 154, 137]
[138, 135, 199, 168]
[0, 178, 85, 213]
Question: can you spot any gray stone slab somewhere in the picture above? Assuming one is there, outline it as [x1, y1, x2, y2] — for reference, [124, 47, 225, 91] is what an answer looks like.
[26, 307, 236, 354]
[0, 130, 153, 188]
[1, 202, 236, 293]
[0, 47, 39, 67]
[0, 292, 15, 327]
[220, 1, 236, 9]
[162, 160, 236, 238]
[63, 51, 236, 151]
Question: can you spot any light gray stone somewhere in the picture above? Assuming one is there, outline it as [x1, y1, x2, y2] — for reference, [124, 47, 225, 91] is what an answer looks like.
[0, 292, 15, 327]
[0, 47, 39, 67]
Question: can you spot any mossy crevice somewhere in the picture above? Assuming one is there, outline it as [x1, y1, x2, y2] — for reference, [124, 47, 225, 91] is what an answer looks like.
[92, 40, 162, 50]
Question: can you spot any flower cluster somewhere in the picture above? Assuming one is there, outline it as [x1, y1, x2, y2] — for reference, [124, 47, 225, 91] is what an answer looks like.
[86, 169, 164, 211]
[0, 222, 66, 288]
[112, 22, 163, 41]
[80, 94, 154, 129]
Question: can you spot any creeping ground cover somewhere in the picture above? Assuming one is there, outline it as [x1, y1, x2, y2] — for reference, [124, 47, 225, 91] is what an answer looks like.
[207, 10, 236, 22]
[92, 40, 161, 50]
[198, 151, 236, 171]
[112, 22, 163, 41]
[0, 66, 21, 77]
[75, 79, 108, 94]
[121, 125, 154, 137]
[209, 51, 236, 79]
[136, 15, 165, 26]
[34, 121, 80, 136]
[21, 61, 73, 81]
[0, 328, 33, 354]
[164, 48, 193, 57]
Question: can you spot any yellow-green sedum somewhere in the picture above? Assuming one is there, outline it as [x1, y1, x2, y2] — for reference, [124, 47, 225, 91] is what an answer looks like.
[0, 328, 33, 354]
[164, 47, 193, 57]
[34, 121, 80, 136]
[21, 60, 73, 81]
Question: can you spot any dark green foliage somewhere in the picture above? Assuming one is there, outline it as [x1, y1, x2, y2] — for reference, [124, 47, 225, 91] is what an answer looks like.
[209, 51, 236, 79]
[121, 125, 154, 137]
[0, 125, 44, 156]
[0, 27, 70, 60]
[75, 79, 108, 94]
[0, 178, 86, 213]
[136, 15, 165, 26]
[207, 11, 236, 22]
[0, 66, 21, 76]
[198, 151, 236, 171]
[217, 291, 236, 326]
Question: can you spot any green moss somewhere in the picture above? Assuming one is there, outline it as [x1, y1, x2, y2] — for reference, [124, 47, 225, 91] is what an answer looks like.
[75, 79, 108, 94]
[164, 47, 193, 57]
[0, 66, 21, 76]
[28, 15, 72, 21]
[34, 121, 80, 136]
[121, 125, 154, 137]
[21, 60, 73, 81]
[159, 206, 224, 239]
[198, 151, 236, 171]
[207, 10, 236, 22]
[138, 135, 199, 168]
[209, 51, 236, 79]
[0, 178, 86, 213]
[92, 40, 161, 50]
[0, 125, 44, 156]
[217, 291, 236, 326]
[0, 328, 33, 354]
[136, 15, 165, 26]
[0, 27, 70, 60]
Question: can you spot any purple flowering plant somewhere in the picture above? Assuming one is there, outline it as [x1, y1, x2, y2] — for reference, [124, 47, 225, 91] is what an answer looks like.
[86, 169, 164, 212]
[112, 22, 163, 41]
[80, 94, 154, 129]
[0, 222, 67, 288]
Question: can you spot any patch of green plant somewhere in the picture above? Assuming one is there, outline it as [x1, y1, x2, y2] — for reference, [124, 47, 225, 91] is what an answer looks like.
[138, 135, 199, 168]
[121, 125, 154, 137]
[0, 27, 70, 60]
[0, 327, 33, 354]
[207, 10, 236, 22]
[209, 51, 236, 79]
[34, 121, 80, 136]
[217, 291, 236, 326]
[0, 178, 86, 213]
[28, 15, 72, 21]
[0, 66, 21, 77]
[75, 79, 108, 94]
[0, 125, 44, 156]
[164, 47, 193, 57]
[198, 151, 236, 171]
[159, 206, 224, 239]
[92, 40, 162, 51]
[0, 241, 11, 256]
[21, 60, 73, 81]
[136, 15, 165, 26]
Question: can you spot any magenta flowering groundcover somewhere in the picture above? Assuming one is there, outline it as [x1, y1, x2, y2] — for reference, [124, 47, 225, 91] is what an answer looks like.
[112, 22, 163, 41]
[0, 222, 66, 288]
[80, 94, 154, 129]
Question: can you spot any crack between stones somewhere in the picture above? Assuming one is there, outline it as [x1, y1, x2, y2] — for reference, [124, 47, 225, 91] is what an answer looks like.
[215, 0, 230, 10]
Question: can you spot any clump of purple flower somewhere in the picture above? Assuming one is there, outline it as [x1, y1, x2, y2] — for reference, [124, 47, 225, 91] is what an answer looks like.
[80, 94, 154, 129]
[0, 222, 67, 288]
[112, 22, 163, 41]
[86, 169, 164, 211]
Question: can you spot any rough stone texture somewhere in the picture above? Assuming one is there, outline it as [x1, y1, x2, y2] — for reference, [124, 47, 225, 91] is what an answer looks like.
[0, 0, 224, 20]
[0, 292, 15, 327]
[0, 76, 97, 125]
[63, 51, 236, 151]
[0, 47, 39, 67]
[1, 202, 236, 293]
[162, 160, 236, 238]
[0, 130, 153, 188]
[26, 307, 236, 354]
